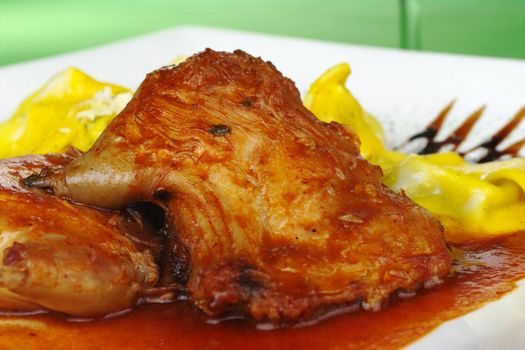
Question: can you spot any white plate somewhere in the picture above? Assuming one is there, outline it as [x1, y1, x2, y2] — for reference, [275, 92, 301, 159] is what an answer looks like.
[1, 26, 525, 349]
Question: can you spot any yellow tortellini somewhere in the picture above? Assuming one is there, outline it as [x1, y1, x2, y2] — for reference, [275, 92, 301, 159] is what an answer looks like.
[304, 63, 385, 159]
[0, 68, 132, 158]
[305, 63, 525, 242]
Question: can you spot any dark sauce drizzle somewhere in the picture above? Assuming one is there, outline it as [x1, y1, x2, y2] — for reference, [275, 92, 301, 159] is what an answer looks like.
[397, 103, 525, 163]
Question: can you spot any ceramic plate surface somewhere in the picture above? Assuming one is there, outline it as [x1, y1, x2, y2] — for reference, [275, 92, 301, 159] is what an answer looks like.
[1, 26, 525, 349]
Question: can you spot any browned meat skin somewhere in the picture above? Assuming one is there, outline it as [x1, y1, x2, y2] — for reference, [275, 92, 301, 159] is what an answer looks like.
[30, 49, 451, 322]
[0, 154, 159, 317]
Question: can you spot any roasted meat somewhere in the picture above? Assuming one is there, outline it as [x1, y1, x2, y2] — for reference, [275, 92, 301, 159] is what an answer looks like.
[0, 154, 158, 317]
[27, 49, 451, 322]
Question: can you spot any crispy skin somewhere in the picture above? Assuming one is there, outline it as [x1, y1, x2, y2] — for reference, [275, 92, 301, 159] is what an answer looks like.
[32, 49, 451, 322]
[0, 154, 158, 317]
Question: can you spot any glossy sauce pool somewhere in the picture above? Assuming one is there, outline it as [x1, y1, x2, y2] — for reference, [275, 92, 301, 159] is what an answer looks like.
[1, 232, 524, 350]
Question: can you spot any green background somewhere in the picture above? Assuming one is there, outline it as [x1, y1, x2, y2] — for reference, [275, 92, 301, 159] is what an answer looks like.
[1, 0, 524, 67]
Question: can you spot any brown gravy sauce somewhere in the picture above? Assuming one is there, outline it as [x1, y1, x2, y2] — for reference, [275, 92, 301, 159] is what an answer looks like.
[1, 232, 524, 350]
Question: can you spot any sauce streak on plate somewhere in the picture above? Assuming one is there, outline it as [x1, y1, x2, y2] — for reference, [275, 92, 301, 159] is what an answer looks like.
[0, 232, 524, 350]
